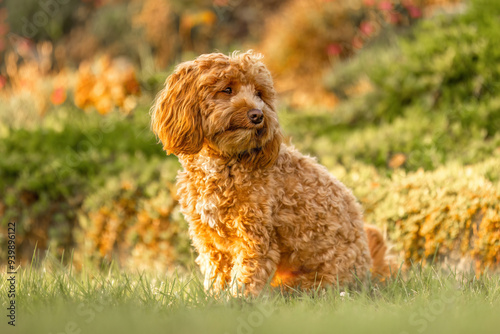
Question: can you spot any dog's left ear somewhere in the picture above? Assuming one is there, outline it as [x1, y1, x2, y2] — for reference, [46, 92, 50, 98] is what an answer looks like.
[151, 61, 204, 156]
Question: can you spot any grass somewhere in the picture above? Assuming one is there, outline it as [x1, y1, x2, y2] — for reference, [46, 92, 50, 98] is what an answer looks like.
[1, 255, 500, 334]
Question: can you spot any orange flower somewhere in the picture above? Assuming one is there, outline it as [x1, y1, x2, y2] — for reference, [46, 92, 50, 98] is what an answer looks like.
[50, 87, 67, 105]
[389, 153, 407, 169]
[352, 36, 364, 49]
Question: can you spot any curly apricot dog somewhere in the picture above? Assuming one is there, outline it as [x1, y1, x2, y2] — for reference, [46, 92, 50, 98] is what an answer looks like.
[151, 51, 390, 295]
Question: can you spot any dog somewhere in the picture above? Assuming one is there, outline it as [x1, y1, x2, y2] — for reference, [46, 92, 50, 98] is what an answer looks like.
[151, 51, 391, 295]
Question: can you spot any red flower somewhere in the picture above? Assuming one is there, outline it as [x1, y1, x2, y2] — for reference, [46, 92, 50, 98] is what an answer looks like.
[379, 1, 393, 11]
[388, 12, 401, 24]
[0, 75, 6, 90]
[326, 43, 342, 56]
[406, 5, 422, 18]
[360, 21, 375, 36]
[213, 0, 229, 6]
[0, 23, 8, 35]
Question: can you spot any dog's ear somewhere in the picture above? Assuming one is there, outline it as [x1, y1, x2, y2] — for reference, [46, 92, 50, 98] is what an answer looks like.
[151, 61, 204, 155]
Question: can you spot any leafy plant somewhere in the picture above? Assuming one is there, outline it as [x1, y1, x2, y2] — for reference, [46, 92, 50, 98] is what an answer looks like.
[327, 0, 500, 125]
[334, 157, 500, 269]
[318, 0, 500, 171]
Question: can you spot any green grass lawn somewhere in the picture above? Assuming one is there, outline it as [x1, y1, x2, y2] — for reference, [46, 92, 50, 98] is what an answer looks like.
[1, 256, 499, 334]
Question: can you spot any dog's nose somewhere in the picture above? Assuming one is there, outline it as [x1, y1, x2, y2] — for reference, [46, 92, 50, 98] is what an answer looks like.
[247, 109, 264, 124]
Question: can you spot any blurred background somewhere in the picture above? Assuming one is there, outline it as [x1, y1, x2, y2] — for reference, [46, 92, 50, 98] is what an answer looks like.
[0, 0, 499, 272]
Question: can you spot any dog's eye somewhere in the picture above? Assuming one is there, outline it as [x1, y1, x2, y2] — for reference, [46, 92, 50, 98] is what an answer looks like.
[222, 87, 232, 94]
[256, 91, 262, 98]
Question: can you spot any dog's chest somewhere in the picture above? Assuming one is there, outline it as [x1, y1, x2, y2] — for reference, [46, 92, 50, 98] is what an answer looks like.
[179, 164, 267, 233]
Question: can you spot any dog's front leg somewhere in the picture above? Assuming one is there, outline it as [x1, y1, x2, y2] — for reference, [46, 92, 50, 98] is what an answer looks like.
[229, 226, 280, 296]
[196, 251, 233, 293]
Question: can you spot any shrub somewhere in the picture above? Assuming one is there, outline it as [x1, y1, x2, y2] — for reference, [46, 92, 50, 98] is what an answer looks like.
[279, 108, 500, 172]
[76, 155, 191, 270]
[74, 56, 141, 115]
[259, 0, 425, 107]
[5, 0, 90, 42]
[0, 107, 178, 265]
[318, 0, 500, 171]
[338, 157, 500, 270]
[326, 0, 500, 126]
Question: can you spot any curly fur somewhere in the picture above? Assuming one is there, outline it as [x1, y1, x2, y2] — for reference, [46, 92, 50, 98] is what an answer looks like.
[151, 51, 391, 295]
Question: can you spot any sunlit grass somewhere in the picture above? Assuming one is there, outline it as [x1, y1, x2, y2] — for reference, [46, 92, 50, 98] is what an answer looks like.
[1, 255, 499, 334]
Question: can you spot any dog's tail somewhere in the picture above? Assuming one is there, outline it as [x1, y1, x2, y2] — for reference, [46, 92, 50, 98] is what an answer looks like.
[364, 224, 395, 279]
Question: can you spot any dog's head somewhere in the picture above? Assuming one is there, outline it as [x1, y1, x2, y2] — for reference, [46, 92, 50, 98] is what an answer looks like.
[151, 51, 282, 168]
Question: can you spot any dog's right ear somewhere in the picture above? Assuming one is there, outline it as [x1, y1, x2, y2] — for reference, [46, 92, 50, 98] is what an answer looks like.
[151, 61, 204, 156]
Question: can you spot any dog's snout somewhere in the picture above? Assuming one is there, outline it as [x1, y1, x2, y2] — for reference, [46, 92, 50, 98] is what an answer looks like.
[247, 109, 264, 124]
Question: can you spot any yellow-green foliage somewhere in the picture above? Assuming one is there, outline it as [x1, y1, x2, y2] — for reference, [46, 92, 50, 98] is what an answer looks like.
[335, 157, 500, 270]
[76, 157, 191, 271]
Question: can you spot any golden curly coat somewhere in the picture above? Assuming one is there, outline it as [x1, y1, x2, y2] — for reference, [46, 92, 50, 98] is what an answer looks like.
[151, 51, 391, 295]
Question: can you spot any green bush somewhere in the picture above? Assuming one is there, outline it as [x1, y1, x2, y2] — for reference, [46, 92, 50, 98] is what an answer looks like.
[328, 0, 500, 124]
[0, 107, 185, 265]
[6, 0, 90, 41]
[75, 154, 191, 271]
[319, 0, 500, 171]
[337, 156, 500, 269]
[280, 108, 500, 172]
